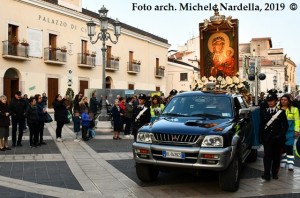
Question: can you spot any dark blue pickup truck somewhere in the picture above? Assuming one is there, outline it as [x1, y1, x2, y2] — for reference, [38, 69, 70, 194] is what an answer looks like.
[132, 91, 260, 192]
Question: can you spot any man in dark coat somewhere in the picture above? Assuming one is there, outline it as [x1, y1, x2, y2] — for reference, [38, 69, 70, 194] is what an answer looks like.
[132, 94, 151, 141]
[52, 94, 68, 142]
[89, 92, 101, 119]
[260, 93, 288, 181]
[9, 91, 27, 147]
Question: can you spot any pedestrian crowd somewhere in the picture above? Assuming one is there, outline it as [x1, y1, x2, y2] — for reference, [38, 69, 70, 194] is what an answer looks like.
[0, 91, 48, 150]
[0, 89, 178, 149]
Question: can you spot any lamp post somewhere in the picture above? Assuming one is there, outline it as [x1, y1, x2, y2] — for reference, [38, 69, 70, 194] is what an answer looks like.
[86, 5, 121, 121]
[247, 57, 266, 105]
[273, 75, 277, 89]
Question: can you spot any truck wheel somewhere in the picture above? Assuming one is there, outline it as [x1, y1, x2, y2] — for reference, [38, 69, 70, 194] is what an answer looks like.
[136, 163, 159, 182]
[219, 155, 241, 192]
[245, 149, 257, 163]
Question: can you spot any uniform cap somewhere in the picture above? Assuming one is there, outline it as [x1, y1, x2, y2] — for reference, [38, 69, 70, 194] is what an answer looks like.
[138, 93, 147, 100]
[169, 89, 178, 96]
[266, 93, 277, 101]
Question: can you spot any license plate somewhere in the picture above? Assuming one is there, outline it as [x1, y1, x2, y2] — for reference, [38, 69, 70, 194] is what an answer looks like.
[162, 150, 185, 159]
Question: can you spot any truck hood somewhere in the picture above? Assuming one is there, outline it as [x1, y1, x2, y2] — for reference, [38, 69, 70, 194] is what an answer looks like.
[140, 117, 234, 135]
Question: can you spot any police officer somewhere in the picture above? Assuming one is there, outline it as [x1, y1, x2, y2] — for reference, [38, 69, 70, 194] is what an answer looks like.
[260, 93, 288, 181]
[132, 94, 151, 141]
[166, 89, 178, 104]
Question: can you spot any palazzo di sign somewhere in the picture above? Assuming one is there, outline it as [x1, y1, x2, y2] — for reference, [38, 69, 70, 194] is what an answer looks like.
[38, 15, 87, 33]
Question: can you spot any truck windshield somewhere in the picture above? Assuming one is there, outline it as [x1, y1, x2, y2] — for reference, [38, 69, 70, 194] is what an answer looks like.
[161, 95, 233, 118]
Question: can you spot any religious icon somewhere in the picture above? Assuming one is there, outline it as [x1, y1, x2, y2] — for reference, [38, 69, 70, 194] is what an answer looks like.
[205, 32, 235, 77]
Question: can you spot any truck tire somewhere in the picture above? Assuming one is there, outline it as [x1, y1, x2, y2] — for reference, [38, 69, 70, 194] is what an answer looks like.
[136, 163, 159, 182]
[219, 155, 241, 192]
[245, 149, 257, 163]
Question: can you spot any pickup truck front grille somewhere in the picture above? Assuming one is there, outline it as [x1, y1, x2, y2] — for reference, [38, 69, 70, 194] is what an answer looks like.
[153, 133, 201, 143]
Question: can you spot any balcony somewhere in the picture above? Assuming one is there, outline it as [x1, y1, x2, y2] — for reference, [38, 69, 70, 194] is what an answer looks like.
[2, 40, 30, 61]
[106, 58, 119, 71]
[127, 62, 140, 74]
[78, 53, 96, 68]
[155, 66, 165, 78]
[44, 47, 67, 65]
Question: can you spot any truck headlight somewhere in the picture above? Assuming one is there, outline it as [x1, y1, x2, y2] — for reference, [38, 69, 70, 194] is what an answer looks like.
[137, 132, 153, 143]
[201, 135, 223, 147]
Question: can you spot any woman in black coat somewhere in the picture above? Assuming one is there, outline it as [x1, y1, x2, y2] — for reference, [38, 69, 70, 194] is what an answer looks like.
[52, 94, 68, 142]
[0, 95, 10, 151]
[26, 97, 39, 147]
[112, 99, 124, 140]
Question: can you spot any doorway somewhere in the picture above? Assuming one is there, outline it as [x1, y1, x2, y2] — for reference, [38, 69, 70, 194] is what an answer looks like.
[79, 80, 88, 95]
[47, 78, 58, 108]
[3, 68, 19, 104]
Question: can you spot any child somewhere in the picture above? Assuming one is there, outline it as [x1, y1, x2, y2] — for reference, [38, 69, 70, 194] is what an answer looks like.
[81, 109, 91, 141]
[88, 112, 96, 139]
[73, 111, 81, 142]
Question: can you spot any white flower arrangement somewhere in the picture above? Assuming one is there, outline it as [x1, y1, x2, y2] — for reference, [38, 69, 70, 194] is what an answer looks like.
[190, 74, 249, 93]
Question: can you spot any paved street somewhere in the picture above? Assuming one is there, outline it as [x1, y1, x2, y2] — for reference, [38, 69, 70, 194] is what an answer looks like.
[0, 116, 300, 198]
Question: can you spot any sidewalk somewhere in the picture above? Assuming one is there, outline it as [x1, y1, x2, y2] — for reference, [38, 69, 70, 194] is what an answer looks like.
[0, 120, 300, 197]
[0, 120, 149, 198]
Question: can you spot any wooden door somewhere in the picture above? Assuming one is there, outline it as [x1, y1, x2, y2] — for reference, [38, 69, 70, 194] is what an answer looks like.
[4, 78, 19, 104]
[79, 80, 88, 95]
[49, 34, 57, 60]
[81, 40, 88, 64]
[129, 51, 133, 70]
[106, 45, 112, 67]
[48, 78, 58, 108]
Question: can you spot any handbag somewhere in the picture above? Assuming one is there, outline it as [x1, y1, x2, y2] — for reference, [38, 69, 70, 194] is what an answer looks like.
[66, 111, 72, 123]
[44, 113, 53, 123]
[295, 137, 300, 158]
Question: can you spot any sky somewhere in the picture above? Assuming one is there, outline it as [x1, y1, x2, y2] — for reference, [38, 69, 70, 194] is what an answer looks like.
[82, 0, 300, 83]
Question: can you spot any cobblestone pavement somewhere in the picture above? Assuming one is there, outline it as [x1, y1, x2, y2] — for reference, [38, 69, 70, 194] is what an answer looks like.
[0, 116, 300, 198]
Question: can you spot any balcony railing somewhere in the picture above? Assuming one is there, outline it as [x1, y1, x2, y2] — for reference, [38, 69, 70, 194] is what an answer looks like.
[44, 47, 67, 65]
[155, 67, 165, 78]
[78, 53, 96, 67]
[127, 62, 140, 74]
[2, 40, 30, 60]
[106, 59, 119, 71]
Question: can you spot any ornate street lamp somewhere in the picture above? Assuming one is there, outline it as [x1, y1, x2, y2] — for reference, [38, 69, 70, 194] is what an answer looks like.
[86, 5, 121, 121]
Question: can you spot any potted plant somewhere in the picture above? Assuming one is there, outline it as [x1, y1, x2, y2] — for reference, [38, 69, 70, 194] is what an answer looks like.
[115, 56, 120, 61]
[91, 51, 96, 57]
[21, 39, 29, 46]
[85, 50, 90, 56]
[60, 46, 67, 52]
[159, 66, 165, 70]
[110, 55, 114, 60]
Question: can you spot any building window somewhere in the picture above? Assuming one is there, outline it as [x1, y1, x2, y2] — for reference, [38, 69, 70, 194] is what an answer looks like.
[156, 87, 160, 91]
[156, 58, 159, 68]
[81, 40, 88, 64]
[129, 51, 133, 63]
[180, 73, 188, 81]
[8, 24, 19, 42]
[128, 84, 134, 90]
[106, 45, 112, 67]
[48, 34, 57, 60]
[49, 34, 57, 49]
